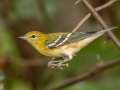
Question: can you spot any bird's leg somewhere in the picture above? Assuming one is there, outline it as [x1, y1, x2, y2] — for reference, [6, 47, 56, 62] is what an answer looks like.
[48, 57, 62, 68]
[48, 55, 72, 69]
[56, 55, 73, 69]
[48, 58, 62, 68]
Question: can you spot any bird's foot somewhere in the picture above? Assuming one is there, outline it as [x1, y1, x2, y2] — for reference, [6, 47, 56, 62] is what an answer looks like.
[48, 60, 69, 69]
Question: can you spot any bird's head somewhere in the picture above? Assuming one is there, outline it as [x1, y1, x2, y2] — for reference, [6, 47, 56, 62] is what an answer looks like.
[19, 31, 47, 45]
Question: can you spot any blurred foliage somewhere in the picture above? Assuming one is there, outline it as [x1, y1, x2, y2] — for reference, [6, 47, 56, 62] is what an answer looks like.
[0, 0, 120, 90]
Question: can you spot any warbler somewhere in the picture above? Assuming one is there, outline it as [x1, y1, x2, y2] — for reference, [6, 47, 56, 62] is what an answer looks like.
[19, 27, 116, 69]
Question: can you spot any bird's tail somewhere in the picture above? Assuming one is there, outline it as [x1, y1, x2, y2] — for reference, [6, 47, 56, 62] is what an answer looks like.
[77, 27, 117, 49]
[95, 27, 117, 35]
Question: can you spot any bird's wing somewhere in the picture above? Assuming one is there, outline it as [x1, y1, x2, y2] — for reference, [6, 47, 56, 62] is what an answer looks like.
[45, 31, 97, 49]
[45, 27, 117, 48]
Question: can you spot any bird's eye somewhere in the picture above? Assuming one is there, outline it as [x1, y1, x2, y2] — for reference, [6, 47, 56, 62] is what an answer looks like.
[31, 35, 36, 38]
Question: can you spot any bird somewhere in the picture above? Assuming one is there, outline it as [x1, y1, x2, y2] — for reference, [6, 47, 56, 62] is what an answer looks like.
[19, 27, 117, 69]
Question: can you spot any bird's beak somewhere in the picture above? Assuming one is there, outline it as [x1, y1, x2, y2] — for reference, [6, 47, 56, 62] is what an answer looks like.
[18, 36, 27, 40]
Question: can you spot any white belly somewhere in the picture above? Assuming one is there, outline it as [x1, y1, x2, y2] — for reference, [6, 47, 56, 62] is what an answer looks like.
[60, 45, 80, 59]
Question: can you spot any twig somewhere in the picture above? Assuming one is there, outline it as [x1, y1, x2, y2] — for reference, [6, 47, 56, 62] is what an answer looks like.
[50, 59, 120, 90]
[96, 0, 117, 10]
[81, 0, 120, 48]
[73, 0, 117, 33]
[74, 0, 82, 5]
[54, 0, 117, 47]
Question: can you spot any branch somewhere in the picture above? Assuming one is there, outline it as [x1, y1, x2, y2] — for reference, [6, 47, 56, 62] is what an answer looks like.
[72, 0, 117, 34]
[56, 0, 118, 48]
[81, 0, 120, 48]
[50, 59, 120, 90]
[74, 0, 82, 5]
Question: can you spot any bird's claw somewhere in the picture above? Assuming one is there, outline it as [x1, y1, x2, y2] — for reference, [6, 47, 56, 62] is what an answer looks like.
[48, 61, 69, 69]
